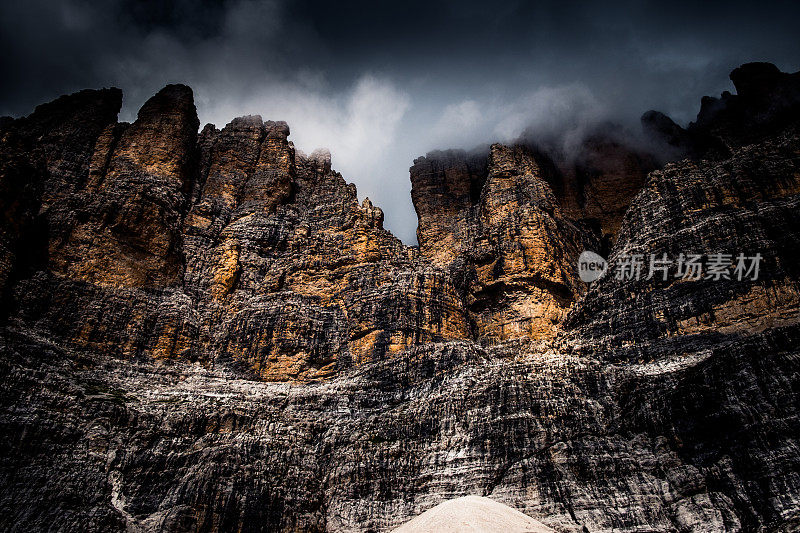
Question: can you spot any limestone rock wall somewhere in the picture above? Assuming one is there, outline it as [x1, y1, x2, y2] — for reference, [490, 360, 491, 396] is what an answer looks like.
[1, 63, 800, 532]
[0, 86, 470, 381]
[566, 126, 800, 357]
[410, 137, 651, 341]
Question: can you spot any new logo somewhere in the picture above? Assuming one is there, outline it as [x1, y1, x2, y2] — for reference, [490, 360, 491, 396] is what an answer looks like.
[578, 251, 607, 283]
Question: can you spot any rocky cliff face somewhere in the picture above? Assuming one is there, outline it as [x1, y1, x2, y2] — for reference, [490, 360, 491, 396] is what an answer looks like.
[411, 144, 593, 340]
[2, 86, 469, 382]
[643, 62, 800, 161]
[410, 126, 656, 341]
[1, 63, 799, 532]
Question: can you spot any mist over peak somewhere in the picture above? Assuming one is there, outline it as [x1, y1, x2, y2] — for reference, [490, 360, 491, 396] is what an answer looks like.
[1, 0, 799, 242]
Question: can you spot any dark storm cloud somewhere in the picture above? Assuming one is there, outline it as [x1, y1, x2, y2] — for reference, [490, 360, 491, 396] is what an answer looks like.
[2, 0, 799, 243]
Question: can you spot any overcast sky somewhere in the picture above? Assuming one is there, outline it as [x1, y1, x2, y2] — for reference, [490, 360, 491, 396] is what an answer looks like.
[2, 0, 799, 243]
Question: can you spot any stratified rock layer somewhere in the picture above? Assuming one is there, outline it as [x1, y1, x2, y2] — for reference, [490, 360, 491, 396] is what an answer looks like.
[410, 130, 656, 341]
[411, 144, 592, 340]
[2, 89, 470, 381]
[0, 63, 799, 532]
[566, 125, 800, 355]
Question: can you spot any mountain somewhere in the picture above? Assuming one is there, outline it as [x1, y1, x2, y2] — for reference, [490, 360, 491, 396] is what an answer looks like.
[0, 63, 798, 532]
